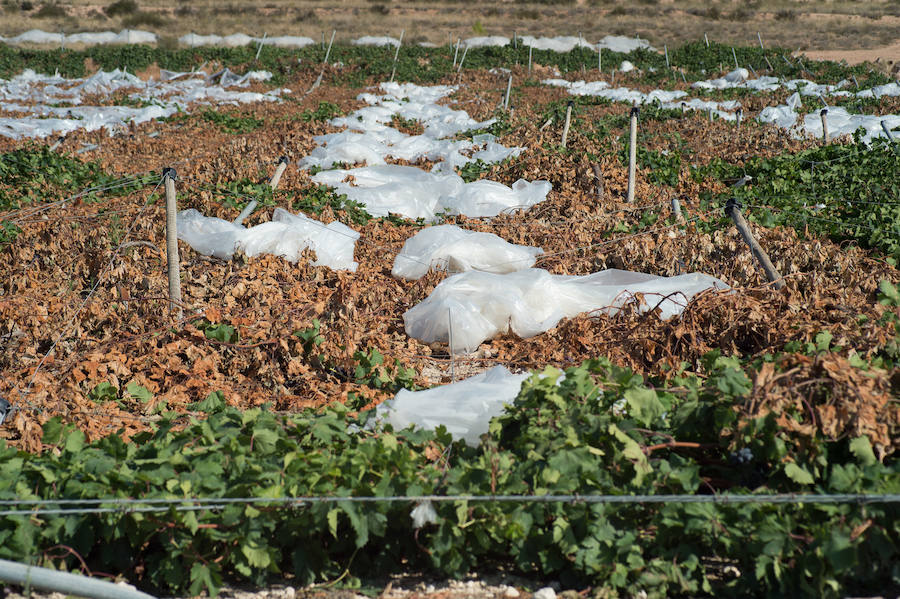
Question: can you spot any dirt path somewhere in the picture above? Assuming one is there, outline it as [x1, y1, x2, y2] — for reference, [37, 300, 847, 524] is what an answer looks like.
[803, 40, 900, 71]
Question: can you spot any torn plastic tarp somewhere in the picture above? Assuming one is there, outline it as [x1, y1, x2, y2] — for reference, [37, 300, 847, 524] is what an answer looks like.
[375, 365, 530, 445]
[298, 82, 521, 172]
[758, 92, 900, 143]
[353, 36, 401, 47]
[404, 268, 729, 353]
[176, 207, 359, 271]
[311, 165, 551, 221]
[542, 79, 740, 120]
[4, 28, 157, 45]
[391, 224, 543, 280]
[0, 67, 284, 139]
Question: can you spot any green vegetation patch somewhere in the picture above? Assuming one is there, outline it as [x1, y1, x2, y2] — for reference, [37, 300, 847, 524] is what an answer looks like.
[199, 109, 264, 134]
[0, 144, 153, 211]
[697, 136, 900, 261]
[0, 349, 897, 597]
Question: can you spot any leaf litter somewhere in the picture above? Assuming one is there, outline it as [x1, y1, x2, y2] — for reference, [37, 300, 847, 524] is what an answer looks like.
[0, 67, 897, 455]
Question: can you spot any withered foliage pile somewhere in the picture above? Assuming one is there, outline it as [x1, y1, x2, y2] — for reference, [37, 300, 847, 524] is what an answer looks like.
[0, 67, 897, 455]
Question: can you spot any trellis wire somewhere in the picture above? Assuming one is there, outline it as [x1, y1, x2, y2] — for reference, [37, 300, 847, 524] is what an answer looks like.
[0, 493, 896, 518]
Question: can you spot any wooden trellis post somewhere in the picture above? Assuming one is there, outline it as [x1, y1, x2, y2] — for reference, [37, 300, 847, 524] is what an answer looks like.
[163, 168, 183, 320]
[725, 198, 785, 289]
[627, 102, 638, 203]
[561, 100, 573, 148]
[233, 156, 289, 226]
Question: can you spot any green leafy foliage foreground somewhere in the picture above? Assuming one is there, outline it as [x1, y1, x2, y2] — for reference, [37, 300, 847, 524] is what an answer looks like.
[1, 356, 897, 598]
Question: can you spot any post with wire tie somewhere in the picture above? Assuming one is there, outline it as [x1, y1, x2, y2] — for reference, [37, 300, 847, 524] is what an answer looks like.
[820, 108, 829, 144]
[725, 198, 785, 290]
[561, 100, 573, 148]
[627, 102, 638, 203]
[234, 156, 289, 226]
[736, 107, 743, 130]
[163, 168, 183, 321]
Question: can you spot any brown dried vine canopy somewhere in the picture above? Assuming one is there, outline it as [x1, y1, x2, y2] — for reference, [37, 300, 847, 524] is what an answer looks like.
[0, 65, 897, 454]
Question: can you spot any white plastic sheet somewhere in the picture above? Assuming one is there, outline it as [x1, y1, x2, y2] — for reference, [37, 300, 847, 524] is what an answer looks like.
[312, 165, 551, 221]
[542, 79, 739, 119]
[404, 268, 729, 353]
[353, 36, 400, 47]
[375, 365, 530, 445]
[176, 208, 360, 270]
[3, 28, 157, 46]
[462, 36, 510, 49]
[0, 68, 284, 140]
[299, 82, 520, 173]
[391, 225, 543, 280]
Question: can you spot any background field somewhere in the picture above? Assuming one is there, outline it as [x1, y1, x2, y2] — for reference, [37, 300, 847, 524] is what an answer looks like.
[3, 0, 900, 67]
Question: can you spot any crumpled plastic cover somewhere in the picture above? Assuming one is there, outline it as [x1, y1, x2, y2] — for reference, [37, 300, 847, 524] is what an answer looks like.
[299, 81, 522, 173]
[404, 268, 729, 353]
[176, 207, 360, 271]
[312, 165, 551, 221]
[391, 224, 543, 280]
[375, 365, 530, 445]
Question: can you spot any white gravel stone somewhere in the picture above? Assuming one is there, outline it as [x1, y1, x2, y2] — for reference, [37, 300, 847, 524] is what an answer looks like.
[533, 588, 556, 599]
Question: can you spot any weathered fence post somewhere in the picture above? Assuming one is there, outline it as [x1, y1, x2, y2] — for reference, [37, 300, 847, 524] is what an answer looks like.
[881, 120, 897, 143]
[820, 108, 829, 144]
[757, 31, 764, 50]
[736, 107, 743, 129]
[389, 29, 404, 83]
[447, 308, 455, 381]
[627, 102, 638, 203]
[670, 197, 683, 220]
[163, 168, 183, 320]
[457, 44, 468, 74]
[504, 74, 513, 111]
[592, 163, 605, 202]
[324, 30, 336, 64]
[561, 100, 573, 148]
[255, 32, 267, 61]
[725, 198, 785, 289]
[234, 156, 289, 226]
